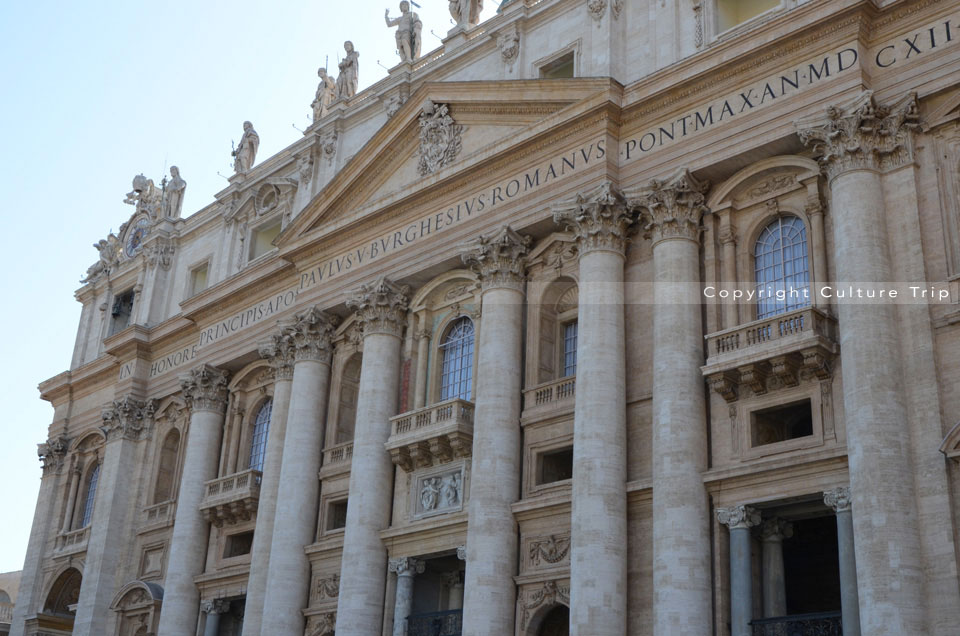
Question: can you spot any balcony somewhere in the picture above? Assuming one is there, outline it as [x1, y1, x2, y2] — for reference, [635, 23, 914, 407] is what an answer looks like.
[407, 610, 462, 636]
[0, 601, 12, 622]
[54, 526, 89, 555]
[140, 500, 176, 532]
[199, 469, 261, 527]
[319, 441, 354, 479]
[751, 611, 842, 635]
[387, 399, 474, 472]
[523, 376, 576, 420]
[702, 307, 838, 402]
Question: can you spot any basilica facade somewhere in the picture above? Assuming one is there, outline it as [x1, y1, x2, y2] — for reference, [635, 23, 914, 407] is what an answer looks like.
[12, 0, 960, 635]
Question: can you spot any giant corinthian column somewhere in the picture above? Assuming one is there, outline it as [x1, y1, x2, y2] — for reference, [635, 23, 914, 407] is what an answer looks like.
[627, 169, 713, 635]
[74, 397, 156, 636]
[335, 277, 409, 636]
[260, 307, 337, 636]
[241, 330, 296, 636]
[459, 225, 531, 636]
[158, 364, 229, 635]
[553, 182, 632, 635]
[798, 92, 925, 634]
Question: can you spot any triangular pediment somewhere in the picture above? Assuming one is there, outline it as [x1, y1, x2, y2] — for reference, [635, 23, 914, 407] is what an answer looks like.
[279, 79, 617, 251]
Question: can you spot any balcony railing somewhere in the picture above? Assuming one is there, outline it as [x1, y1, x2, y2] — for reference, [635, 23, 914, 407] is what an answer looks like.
[319, 441, 354, 479]
[523, 376, 576, 415]
[0, 602, 13, 622]
[199, 469, 261, 526]
[140, 500, 176, 530]
[387, 399, 474, 471]
[407, 609, 462, 636]
[54, 526, 89, 555]
[751, 611, 842, 636]
[702, 307, 838, 402]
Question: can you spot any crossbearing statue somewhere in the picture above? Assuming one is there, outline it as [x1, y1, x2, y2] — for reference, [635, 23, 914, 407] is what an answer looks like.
[311, 67, 337, 121]
[385, 1, 422, 64]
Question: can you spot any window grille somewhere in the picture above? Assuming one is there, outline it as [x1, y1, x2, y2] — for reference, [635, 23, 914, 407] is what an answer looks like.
[563, 321, 578, 377]
[439, 317, 474, 402]
[754, 215, 810, 319]
[248, 399, 273, 472]
[80, 464, 100, 528]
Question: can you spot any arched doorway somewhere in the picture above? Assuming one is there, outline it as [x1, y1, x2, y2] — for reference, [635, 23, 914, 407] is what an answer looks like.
[39, 567, 82, 632]
[537, 604, 569, 636]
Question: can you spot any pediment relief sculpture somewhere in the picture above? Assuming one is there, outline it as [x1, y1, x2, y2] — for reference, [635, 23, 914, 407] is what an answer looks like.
[417, 100, 464, 176]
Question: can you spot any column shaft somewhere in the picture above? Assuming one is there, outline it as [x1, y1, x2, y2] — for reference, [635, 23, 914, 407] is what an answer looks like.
[241, 348, 294, 636]
[260, 360, 331, 634]
[760, 519, 791, 618]
[60, 466, 80, 534]
[730, 527, 753, 636]
[336, 332, 402, 635]
[837, 509, 861, 636]
[461, 286, 524, 635]
[389, 561, 424, 636]
[413, 324, 429, 409]
[203, 612, 220, 636]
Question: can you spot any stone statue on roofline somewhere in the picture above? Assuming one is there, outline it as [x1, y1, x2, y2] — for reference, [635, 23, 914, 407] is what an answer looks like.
[385, 1, 422, 64]
[449, 0, 483, 28]
[311, 67, 336, 121]
[232, 121, 259, 173]
[162, 165, 186, 218]
[336, 41, 360, 100]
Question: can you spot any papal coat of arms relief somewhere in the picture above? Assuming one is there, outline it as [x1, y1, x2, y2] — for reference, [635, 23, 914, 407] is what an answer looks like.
[417, 99, 464, 176]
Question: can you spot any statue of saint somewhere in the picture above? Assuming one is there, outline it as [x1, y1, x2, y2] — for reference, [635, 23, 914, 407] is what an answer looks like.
[449, 0, 483, 27]
[385, 2, 422, 64]
[311, 67, 337, 121]
[163, 166, 186, 218]
[336, 41, 359, 100]
[233, 121, 260, 173]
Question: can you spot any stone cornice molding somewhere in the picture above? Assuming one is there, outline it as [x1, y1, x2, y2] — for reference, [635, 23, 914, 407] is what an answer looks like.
[179, 364, 230, 414]
[626, 168, 709, 246]
[258, 331, 296, 381]
[797, 90, 919, 182]
[460, 225, 532, 292]
[823, 486, 852, 513]
[284, 306, 338, 364]
[388, 556, 425, 577]
[716, 504, 761, 530]
[101, 396, 158, 442]
[38, 437, 67, 474]
[759, 518, 794, 542]
[346, 276, 410, 339]
[552, 181, 634, 256]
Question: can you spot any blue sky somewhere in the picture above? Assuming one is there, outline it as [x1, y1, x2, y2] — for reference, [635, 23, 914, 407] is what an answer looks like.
[0, 0, 498, 573]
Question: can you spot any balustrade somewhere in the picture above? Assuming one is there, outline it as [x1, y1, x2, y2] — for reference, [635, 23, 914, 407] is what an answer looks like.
[751, 611, 842, 636]
[199, 468, 261, 526]
[407, 609, 463, 636]
[387, 399, 474, 471]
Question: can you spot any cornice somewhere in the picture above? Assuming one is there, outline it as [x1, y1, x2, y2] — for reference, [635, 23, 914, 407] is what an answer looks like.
[102, 324, 152, 359]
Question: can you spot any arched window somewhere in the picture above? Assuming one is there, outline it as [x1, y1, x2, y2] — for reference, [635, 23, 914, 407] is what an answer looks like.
[754, 215, 810, 319]
[439, 317, 474, 401]
[80, 463, 100, 527]
[153, 429, 181, 503]
[248, 399, 273, 472]
[337, 353, 362, 444]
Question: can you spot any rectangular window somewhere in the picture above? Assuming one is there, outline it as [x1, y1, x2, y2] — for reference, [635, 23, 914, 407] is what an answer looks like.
[537, 446, 574, 485]
[539, 51, 575, 79]
[109, 289, 135, 335]
[249, 220, 282, 261]
[326, 500, 348, 531]
[751, 400, 813, 447]
[189, 263, 209, 297]
[223, 531, 254, 558]
[562, 321, 578, 377]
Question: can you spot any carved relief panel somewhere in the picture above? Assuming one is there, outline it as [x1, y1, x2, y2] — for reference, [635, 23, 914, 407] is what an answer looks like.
[409, 461, 467, 521]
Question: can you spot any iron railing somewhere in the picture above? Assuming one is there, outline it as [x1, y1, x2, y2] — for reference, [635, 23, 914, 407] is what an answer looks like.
[407, 609, 462, 636]
[751, 611, 842, 636]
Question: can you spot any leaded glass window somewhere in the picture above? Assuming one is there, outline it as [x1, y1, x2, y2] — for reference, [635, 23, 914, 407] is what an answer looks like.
[562, 321, 578, 377]
[439, 317, 474, 402]
[248, 398, 272, 472]
[80, 464, 100, 528]
[754, 215, 810, 319]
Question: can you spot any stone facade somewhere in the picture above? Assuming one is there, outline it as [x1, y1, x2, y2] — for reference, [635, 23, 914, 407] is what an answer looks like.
[12, 1, 960, 635]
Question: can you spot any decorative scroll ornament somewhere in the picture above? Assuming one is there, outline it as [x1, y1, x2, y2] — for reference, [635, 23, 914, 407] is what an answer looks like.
[460, 225, 531, 291]
[519, 580, 570, 628]
[321, 130, 338, 165]
[797, 90, 919, 181]
[530, 534, 571, 566]
[823, 486, 852, 513]
[626, 167, 709, 245]
[417, 100, 463, 176]
[200, 599, 231, 615]
[389, 556, 426, 577]
[760, 518, 794, 542]
[612, 0, 623, 19]
[316, 574, 340, 599]
[101, 396, 158, 442]
[179, 364, 230, 414]
[346, 276, 410, 338]
[146, 237, 176, 271]
[497, 24, 520, 70]
[283, 306, 338, 363]
[716, 504, 761, 530]
[258, 331, 296, 381]
[38, 437, 67, 472]
[553, 181, 634, 255]
[308, 611, 336, 636]
[587, 0, 607, 21]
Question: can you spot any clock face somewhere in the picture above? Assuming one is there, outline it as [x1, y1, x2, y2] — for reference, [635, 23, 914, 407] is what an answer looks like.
[125, 219, 150, 258]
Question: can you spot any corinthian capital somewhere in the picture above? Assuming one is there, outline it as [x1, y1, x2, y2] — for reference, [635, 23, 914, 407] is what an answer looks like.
[388, 556, 425, 577]
[823, 486, 852, 513]
[284, 306, 338, 363]
[37, 437, 67, 473]
[716, 504, 761, 530]
[626, 168, 709, 245]
[179, 364, 229, 414]
[760, 518, 794, 542]
[460, 225, 532, 291]
[552, 181, 634, 256]
[101, 396, 158, 442]
[258, 330, 296, 380]
[346, 276, 410, 338]
[797, 90, 919, 181]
